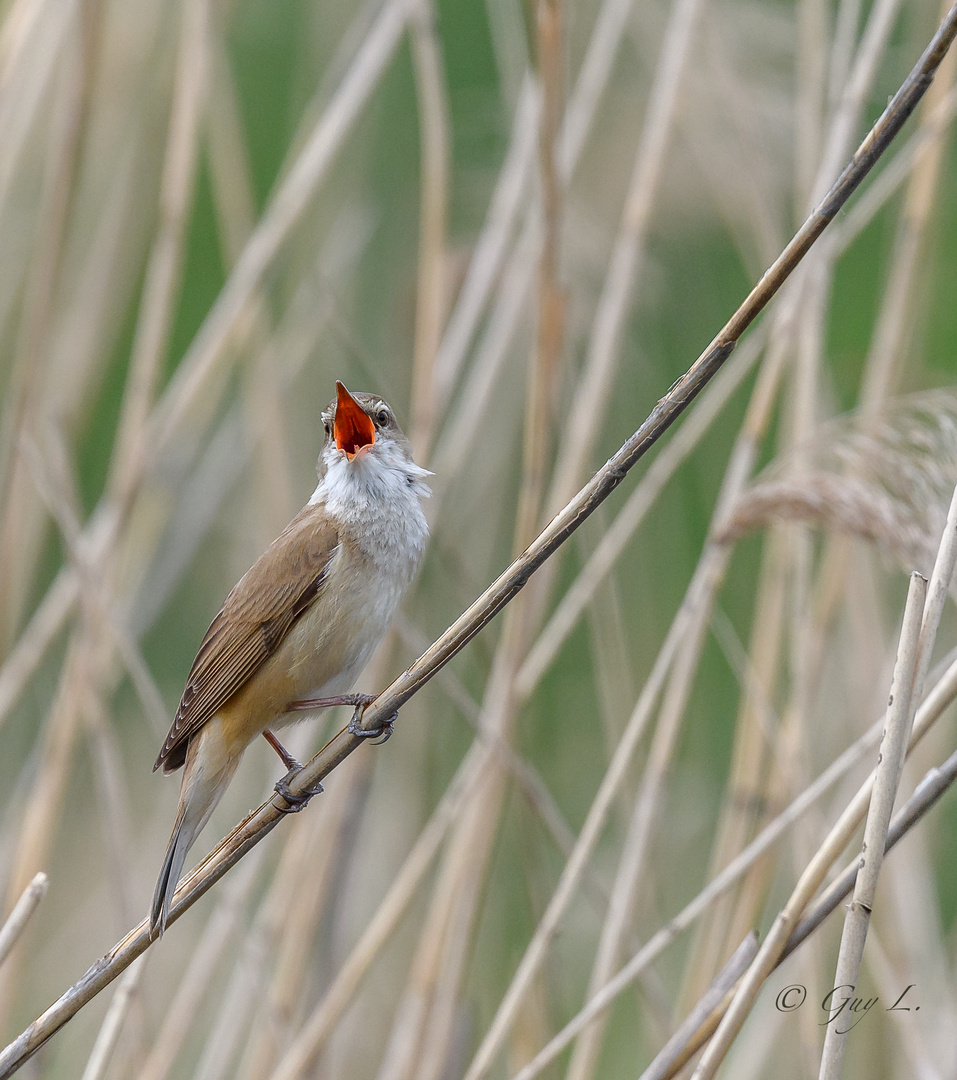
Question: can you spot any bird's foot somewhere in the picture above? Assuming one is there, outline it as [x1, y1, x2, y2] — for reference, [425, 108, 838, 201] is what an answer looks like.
[348, 701, 398, 745]
[274, 766, 324, 813]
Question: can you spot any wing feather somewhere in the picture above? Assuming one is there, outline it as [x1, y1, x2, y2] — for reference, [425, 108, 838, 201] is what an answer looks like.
[155, 508, 339, 772]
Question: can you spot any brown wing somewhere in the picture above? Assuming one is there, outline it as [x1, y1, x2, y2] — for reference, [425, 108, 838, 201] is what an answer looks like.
[154, 506, 339, 773]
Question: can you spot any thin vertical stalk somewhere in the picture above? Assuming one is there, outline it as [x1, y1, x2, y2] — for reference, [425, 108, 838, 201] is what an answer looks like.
[108, 0, 210, 505]
[817, 571, 925, 1079]
[408, 0, 450, 456]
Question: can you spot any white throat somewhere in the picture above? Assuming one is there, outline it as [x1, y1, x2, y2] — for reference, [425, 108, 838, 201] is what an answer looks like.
[309, 443, 431, 582]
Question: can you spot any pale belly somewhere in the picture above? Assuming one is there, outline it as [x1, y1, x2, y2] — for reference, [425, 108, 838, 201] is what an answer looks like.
[219, 553, 408, 748]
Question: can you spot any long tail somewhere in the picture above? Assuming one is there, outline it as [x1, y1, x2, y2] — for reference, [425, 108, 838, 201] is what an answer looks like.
[151, 804, 199, 936]
[150, 726, 239, 936]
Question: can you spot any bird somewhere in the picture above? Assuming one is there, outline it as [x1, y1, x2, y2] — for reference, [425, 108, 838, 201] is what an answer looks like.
[150, 382, 430, 935]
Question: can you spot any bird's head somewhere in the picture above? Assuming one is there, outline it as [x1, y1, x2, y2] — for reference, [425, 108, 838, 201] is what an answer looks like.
[318, 382, 430, 499]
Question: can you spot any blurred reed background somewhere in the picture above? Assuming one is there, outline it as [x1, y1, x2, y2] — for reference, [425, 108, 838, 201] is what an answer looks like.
[0, 0, 956, 1076]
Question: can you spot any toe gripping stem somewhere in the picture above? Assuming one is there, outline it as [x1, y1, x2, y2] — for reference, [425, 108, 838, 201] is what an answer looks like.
[274, 768, 324, 814]
[348, 700, 398, 745]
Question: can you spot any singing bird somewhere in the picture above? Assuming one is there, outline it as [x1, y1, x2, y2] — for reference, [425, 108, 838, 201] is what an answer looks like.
[150, 382, 430, 934]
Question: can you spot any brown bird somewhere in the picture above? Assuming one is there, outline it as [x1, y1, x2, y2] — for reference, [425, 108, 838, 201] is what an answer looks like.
[150, 382, 430, 934]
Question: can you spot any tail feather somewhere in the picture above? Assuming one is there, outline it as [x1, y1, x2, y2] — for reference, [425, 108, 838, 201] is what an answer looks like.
[150, 724, 240, 936]
[150, 807, 195, 936]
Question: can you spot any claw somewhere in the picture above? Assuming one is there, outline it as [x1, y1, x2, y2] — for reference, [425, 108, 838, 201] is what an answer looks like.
[274, 767, 324, 813]
[348, 702, 398, 744]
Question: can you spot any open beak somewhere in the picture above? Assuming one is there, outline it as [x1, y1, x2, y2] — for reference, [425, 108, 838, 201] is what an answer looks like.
[334, 381, 376, 460]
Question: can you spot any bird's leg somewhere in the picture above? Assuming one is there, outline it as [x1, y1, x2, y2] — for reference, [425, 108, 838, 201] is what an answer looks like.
[286, 693, 376, 712]
[264, 730, 324, 813]
[348, 699, 398, 745]
[262, 729, 301, 771]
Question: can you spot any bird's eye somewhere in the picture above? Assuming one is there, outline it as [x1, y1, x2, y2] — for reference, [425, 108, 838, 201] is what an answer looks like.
[376, 409, 389, 426]
[324, 422, 331, 435]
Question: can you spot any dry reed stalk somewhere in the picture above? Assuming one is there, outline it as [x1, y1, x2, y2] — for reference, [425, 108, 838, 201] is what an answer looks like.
[812, 0, 905, 207]
[746, 46, 957, 1037]
[507, 727, 878, 1080]
[0, 0, 233, 755]
[0, 620, 132, 1039]
[860, 0, 957, 414]
[85, 698, 140, 928]
[793, 0, 829, 211]
[864, 933, 935, 1077]
[579, 514, 638, 769]
[561, 401, 779, 1080]
[205, 35, 256, 260]
[408, 0, 450, 456]
[0, 0, 96, 641]
[639, 933, 758, 1080]
[24, 425, 170, 742]
[633, 711, 957, 1080]
[833, 84, 957, 255]
[557, 0, 634, 176]
[0, 571, 77, 731]
[0, 0, 69, 202]
[566, 624, 705, 1080]
[372, 26, 567, 1069]
[689, 477, 957, 1079]
[137, 855, 263, 1080]
[463, 612, 688, 1080]
[394, 616, 598, 878]
[624, 313, 789, 1018]
[516, 329, 766, 697]
[677, 523, 788, 1011]
[204, 7, 300, 540]
[79, 953, 147, 1080]
[547, 8, 723, 1071]
[0, 634, 84, 935]
[507, 647, 957, 1080]
[696, 28, 957, 1001]
[261, 741, 491, 1080]
[370, 8, 567, 1076]
[203, 753, 358, 1079]
[0, 874, 47, 970]
[430, 217, 538, 488]
[817, 571, 926, 1079]
[241, 329, 299, 542]
[150, 0, 413, 452]
[191, 933, 269, 1080]
[107, 0, 209, 506]
[427, 75, 537, 431]
[0, 9, 194, 1035]
[508, 7, 722, 930]
[524, 0, 563, 538]
[677, 0, 910, 1012]
[432, 0, 653, 470]
[546, 0, 706, 522]
[789, 737, 957, 950]
[237, 737, 376, 1077]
